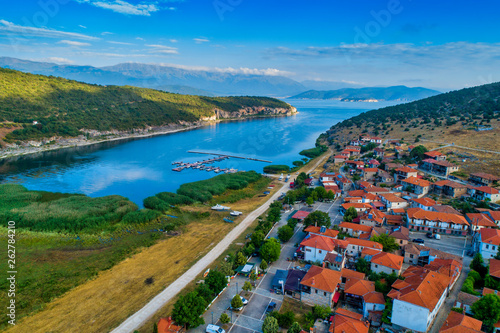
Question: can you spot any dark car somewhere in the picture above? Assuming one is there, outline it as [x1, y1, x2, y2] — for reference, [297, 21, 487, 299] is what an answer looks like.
[413, 238, 425, 244]
[266, 302, 277, 313]
[426, 232, 433, 238]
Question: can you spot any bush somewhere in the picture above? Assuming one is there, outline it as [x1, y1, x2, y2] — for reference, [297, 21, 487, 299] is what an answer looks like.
[263, 165, 290, 174]
[220, 313, 230, 324]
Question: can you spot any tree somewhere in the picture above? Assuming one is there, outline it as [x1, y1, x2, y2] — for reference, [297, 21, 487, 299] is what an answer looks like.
[205, 270, 227, 295]
[249, 271, 257, 283]
[303, 211, 331, 228]
[355, 257, 371, 274]
[231, 295, 243, 309]
[409, 145, 428, 161]
[260, 259, 268, 272]
[278, 225, 294, 242]
[472, 293, 500, 328]
[370, 234, 400, 252]
[251, 231, 265, 248]
[196, 283, 215, 304]
[312, 305, 330, 319]
[172, 291, 206, 329]
[243, 243, 256, 257]
[153, 323, 158, 333]
[262, 316, 280, 333]
[260, 238, 281, 262]
[306, 196, 314, 206]
[218, 260, 234, 277]
[471, 253, 488, 277]
[220, 313, 230, 324]
[242, 281, 253, 292]
[494, 246, 500, 260]
[343, 206, 357, 222]
[235, 252, 247, 266]
[288, 322, 301, 333]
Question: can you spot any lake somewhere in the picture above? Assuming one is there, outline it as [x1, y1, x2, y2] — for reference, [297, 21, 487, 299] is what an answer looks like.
[0, 100, 398, 206]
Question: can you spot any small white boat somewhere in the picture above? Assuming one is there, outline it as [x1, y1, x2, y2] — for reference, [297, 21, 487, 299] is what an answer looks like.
[211, 204, 230, 211]
[230, 211, 243, 216]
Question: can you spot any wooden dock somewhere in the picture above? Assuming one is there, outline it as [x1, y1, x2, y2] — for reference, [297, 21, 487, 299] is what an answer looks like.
[187, 150, 272, 163]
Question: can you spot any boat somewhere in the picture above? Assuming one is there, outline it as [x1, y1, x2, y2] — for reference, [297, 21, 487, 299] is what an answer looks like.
[278, 173, 283, 181]
[230, 211, 242, 216]
[223, 217, 234, 223]
[211, 204, 230, 211]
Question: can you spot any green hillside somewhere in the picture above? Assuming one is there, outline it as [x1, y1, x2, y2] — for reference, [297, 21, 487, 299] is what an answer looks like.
[0, 68, 292, 142]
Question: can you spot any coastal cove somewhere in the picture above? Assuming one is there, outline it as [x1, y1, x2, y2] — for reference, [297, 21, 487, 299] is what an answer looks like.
[0, 100, 398, 206]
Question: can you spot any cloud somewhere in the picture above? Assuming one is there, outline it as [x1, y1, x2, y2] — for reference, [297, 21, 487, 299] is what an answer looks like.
[136, 37, 144, 40]
[151, 62, 292, 76]
[193, 37, 209, 44]
[79, 25, 87, 29]
[0, 20, 98, 40]
[37, 57, 75, 64]
[169, 39, 178, 43]
[78, 51, 148, 57]
[75, 0, 161, 16]
[147, 44, 179, 54]
[58, 40, 91, 46]
[101, 31, 114, 35]
[108, 41, 134, 45]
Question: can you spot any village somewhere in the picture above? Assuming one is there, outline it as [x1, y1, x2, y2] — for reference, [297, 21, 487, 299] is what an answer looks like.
[155, 134, 500, 333]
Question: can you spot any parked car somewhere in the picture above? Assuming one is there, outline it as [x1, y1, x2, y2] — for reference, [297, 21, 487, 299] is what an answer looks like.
[412, 238, 425, 244]
[266, 302, 277, 313]
[426, 232, 433, 238]
[206, 325, 225, 333]
[238, 295, 248, 305]
[434, 234, 441, 240]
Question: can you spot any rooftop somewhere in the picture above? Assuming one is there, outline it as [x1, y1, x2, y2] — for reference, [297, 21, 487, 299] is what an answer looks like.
[412, 197, 437, 207]
[371, 252, 404, 270]
[301, 265, 342, 293]
[490, 259, 500, 279]
[341, 268, 366, 281]
[300, 234, 336, 252]
[339, 222, 373, 233]
[406, 207, 469, 225]
[329, 309, 369, 333]
[480, 228, 500, 246]
[402, 176, 432, 188]
[439, 311, 482, 333]
[304, 225, 340, 239]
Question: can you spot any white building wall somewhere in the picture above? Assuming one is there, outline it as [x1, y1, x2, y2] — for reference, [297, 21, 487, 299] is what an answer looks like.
[304, 246, 328, 262]
[371, 262, 400, 275]
[480, 242, 498, 259]
[363, 302, 385, 318]
[391, 299, 429, 332]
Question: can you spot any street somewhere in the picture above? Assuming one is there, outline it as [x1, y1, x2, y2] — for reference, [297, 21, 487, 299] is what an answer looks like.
[409, 231, 471, 257]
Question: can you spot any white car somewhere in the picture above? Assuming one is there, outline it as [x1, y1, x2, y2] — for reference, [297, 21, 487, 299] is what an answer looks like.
[239, 295, 248, 305]
[206, 325, 225, 333]
[230, 211, 243, 216]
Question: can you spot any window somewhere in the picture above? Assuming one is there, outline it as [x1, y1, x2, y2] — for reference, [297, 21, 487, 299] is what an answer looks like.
[319, 250, 322, 254]
[410, 254, 414, 258]
[315, 289, 318, 294]
[324, 292, 327, 296]
[486, 245, 490, 249]
[375, 264, 378, 268]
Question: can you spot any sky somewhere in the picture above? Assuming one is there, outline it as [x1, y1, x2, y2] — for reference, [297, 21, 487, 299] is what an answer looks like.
[1, 0, 500, 91]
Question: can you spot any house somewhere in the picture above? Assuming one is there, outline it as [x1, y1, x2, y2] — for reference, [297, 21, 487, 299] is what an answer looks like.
[472, 186, 500, 203]
[304, 225, 339, 239]
[370, 252, 404, 275]
[388, 267, 452, 332]
[346, 160, 365, 169]
[320, 172, 338, 183]
[362, 168, 379, 180]
[333, 155, 348, 163]
[343, 278, 386, 318]
[406, 207, 469, 236]
[474, 228, 500, 259]
[359, 209, 385, 227]
[340, 202, 372, 214]
[157, 317, 183, 333]
[386, 214, 404, 226]
[340, 268, 365, 285]
[401, 243, 463, 266]
[395, 167, 418, 182]
[411, 197, 437, 211]
[432, 180, 468, 198]
[401, 177, 432, 197]
[300, 266, 342, 307]
[284, 269, 307, 298]
[389, 226, 410, 246]
[453, 291, 480, 315]
[490, 259, 500, 280]
[339, 222, 373, 238]
[469, 172, 500, 186]
[272, 270, 288, 293]
[379, 193, 408, 211]
[370, 136, 382, 144]
[483, 210, 500, 226]
[376, 170, 394, 184]
[466, 213, 497, 232]
[368, 159, 380, 168]
[420, 159, 459, 177]
[329, 308, 369, 333]
[432, 205, 462, 215]
[373, 147, 385, 157]
[385, 162, 404, 171]
[345, 238, 383, 257]
[350, 139, 363, 146]
[324, 252, 346, 271]
[300, 234, 338, 263]
[439, 311, 482, 332]
[363, 186, 390, 195]
[423, 151, 446, 161]
[343, 148, 361, 157]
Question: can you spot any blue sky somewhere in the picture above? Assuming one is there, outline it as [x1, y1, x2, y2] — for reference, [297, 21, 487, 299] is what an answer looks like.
[1, 0, 500, 90]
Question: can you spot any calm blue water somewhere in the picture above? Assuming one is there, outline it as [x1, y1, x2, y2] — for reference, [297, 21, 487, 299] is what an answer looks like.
[0, 100, 398, 206]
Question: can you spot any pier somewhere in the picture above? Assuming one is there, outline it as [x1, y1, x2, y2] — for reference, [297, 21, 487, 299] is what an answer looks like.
[187, 150, 272, 163]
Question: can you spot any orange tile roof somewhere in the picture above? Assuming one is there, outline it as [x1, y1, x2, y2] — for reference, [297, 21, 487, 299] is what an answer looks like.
[389, 267, 451, 311]
[406, 207, 469, 225]
[412, 197, 437, 207]
[486, 210, 500, 221]
[389, 226, 410, 241]
[439, 311, 482, 333]
[301, 265, 342, 293]
[341, 268, 365, 280]
[341, 203, 372, 210]
[424, 259, 463, 284]
[475, 186, 500, 195]
[158, 317, 183, 333]
[379, 193, 407, 203]
[329, 309, 369, 333]
[364, 168, 379, 172]
[471, 172, 500, 181]
[361, 193, 379, 201]
[304, 225, 340, 239]
[480, 228, 500, 246]
[371, 252, 403, 270]
[345, 278, 375, 296]
[395, 166, 418, 174]
[402, 176, 432, 187]
[339, 222, 373, 233]
[434, 179, 451, 186]
[490, 259, 500, 279]
[348, 190, 366, 197]
[390, 208, 406, 213]
[300, 234, 336, 252]
[362, 247, 383, 257]
[364, 186, 390, 193]
[360, 209, 385, 224]
[424, 151, 444, 157]
[347, 238, 383, 250]
[466, 213, 496, 228]
[482, 287, 498, 296]
[363, 291, 385, 304]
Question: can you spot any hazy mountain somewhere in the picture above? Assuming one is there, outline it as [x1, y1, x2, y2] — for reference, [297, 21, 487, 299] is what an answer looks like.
[0, 57, 305, 97]
[291, 86, 441, 102]
[300, 80, 364, 90]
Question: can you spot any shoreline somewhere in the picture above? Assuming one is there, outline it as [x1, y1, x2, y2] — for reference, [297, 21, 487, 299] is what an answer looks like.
[0, 112, 297, 161]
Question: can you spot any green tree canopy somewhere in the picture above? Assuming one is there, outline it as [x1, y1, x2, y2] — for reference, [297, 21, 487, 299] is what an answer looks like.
[355, 257, 371, 274]
[370, 234, 400, 253]
[278, 225, 294, 242]
[343, 206, 358, 222]
[205, 270, 227, 295]
[260, 259, 268, 272]
[172, 291, 206, 329]
[471, 253, 488, 277]
[303, 211, 331, 228]
[409, 145, 429, 161]
[472, 293, 500, 328]
[262, 316, 280, 333]
[260, 238, 281, 262]
[235, 252, 247, 267]
[242, 281, 253, 292]
[231, 295, 243, 309]
[287, 322, 301, 333]
[220, 313, 230, 324]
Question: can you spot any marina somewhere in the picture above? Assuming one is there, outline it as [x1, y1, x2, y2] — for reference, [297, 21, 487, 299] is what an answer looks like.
[171, 155, 240, 173]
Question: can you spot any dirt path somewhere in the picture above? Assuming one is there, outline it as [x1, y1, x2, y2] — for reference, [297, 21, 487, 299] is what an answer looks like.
[111, 154, 330, 333]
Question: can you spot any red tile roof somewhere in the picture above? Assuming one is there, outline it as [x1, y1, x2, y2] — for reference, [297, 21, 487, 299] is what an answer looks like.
[339, 222, 373, 233]
[402, 176, 432, 188]
[424, 151, 444, 157]
[480, 228, 500, 246]
[439, 311, 482, 333]
[345, 278, 375, 296]
[406, 208, 469, 225]
[475, 186, 500, 195]
[301, 265, 342, 293]
[466, 213, 496, 228]
[347, 238, 383, 250]
[490, 259, 500, 279]
[363, 291, 386, 304]
[158, 317, 183, 333]
[300, 234, 336, 252]
[395, 166, 418, 174]
[304, 225, 340, 238]
[371, 252, 403, 270]
[379, 193, 407, 203]
[471, 172, 500, 181]
[341, 203, 372, 210]
[421, 158, 457, 167]
[341, 268, 365, 280]
[329, 309, 369, 333]
[292, 210, 310, 220]
[412, 197, 437, 207]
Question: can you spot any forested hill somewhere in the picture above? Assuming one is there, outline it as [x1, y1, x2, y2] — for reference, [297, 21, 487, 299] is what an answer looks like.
[0, 68, 292, 142]
[330, 81, 500, 134]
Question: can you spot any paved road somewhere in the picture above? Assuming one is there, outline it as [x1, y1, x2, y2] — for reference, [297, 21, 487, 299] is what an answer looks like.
[112, 154, 330, 333]
[409, 232, 470, 257]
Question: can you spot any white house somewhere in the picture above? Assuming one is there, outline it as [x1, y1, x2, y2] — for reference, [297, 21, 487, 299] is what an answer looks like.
[370, 252, 404, 275]
[474, 228, 500, 259]
[345, 238, 383, 257]
[300, 234, 338, 263]
[411, 197, 437, 211]
[363, 291, 386, 318]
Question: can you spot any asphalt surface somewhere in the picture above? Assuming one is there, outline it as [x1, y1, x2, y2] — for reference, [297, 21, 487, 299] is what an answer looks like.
[409, 231, 471, 257]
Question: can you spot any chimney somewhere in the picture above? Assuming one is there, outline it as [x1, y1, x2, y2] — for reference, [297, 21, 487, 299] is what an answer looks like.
[322, 262, 326, 268]
[312, 277, 315, 285]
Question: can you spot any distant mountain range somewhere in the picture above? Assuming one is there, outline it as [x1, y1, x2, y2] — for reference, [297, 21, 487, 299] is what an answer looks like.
[0, 57, 305, 97]
[290, 86, 441, 102]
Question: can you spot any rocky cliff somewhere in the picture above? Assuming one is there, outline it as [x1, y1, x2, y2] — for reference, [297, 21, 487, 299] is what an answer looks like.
[213, 106, 297, 120]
